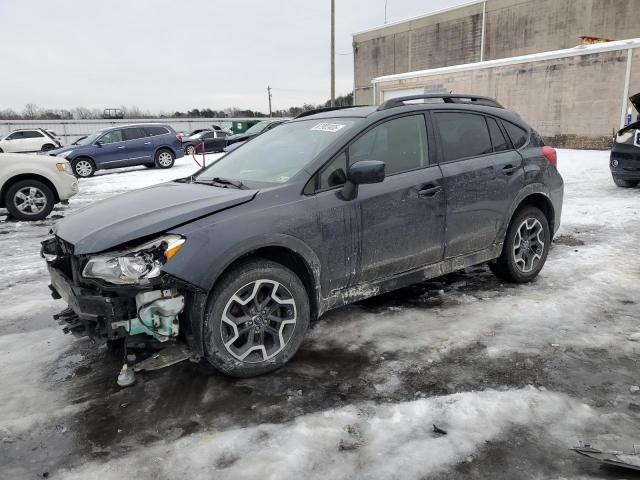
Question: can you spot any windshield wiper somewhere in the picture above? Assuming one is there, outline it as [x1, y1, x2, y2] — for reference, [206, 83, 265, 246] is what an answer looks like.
[210, 177, 246, 189]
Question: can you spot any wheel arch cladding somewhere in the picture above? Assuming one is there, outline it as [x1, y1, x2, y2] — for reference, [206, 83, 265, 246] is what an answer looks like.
[73, 155, 96, 166]
[218, 244, 319, 317]
[515, 193, 555, 234]
[155, 146, 176, 157]
[0, 173, 59, 207]
[499, 185, 555, 243]
[180, 241, 321, 358]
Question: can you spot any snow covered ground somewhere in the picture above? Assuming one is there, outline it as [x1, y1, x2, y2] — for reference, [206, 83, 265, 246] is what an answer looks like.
[1, 150, 640, 480]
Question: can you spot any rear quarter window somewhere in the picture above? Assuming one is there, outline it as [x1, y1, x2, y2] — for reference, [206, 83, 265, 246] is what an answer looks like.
[502, 121, 529, 149]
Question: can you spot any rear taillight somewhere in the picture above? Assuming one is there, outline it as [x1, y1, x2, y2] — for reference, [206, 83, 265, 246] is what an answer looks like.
[542, 146, 557, 168]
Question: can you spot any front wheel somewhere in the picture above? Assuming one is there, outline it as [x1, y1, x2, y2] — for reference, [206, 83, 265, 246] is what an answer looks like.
[41, 143, 55, 151]
[185, 145, 196, 155]
[613, 176, 638, 188]
[489, 206, 550, 283]
[154, 149, 175, 169]
[5, 180, 55, 221]
[72, 158, 95, 177]
[202, 259, 310, 378]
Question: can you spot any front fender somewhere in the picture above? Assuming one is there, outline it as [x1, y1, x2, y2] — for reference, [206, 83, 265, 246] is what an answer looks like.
[163, 232, 322, 298]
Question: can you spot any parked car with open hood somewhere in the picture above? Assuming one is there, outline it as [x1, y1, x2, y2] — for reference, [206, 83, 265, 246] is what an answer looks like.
[42, 94, 563, 379]
[0, 128, 62, 153]
[1, 152, 78, 220]
[48, 123, 184, 177]
[611, 93, 640, 187]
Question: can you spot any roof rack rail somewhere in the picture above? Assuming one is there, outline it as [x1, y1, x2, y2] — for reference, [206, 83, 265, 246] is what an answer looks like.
[294, 105, 361, 119]
[377, 94, 503, 111]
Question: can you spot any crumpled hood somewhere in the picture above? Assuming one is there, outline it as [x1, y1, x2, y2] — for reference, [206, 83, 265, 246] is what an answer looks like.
[54, 181, 256, 254]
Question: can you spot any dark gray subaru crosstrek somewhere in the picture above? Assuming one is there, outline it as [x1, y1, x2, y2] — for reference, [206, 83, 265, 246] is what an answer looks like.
[42, 94, 564, 378]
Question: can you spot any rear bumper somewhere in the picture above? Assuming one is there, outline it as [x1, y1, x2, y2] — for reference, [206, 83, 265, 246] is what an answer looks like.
[610, 150, 640, 180]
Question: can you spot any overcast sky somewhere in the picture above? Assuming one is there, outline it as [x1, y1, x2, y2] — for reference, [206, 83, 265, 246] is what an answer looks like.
[0, 0, 465, 113]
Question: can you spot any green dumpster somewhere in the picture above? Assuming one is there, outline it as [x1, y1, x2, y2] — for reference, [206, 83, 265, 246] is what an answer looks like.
[231, 120, 262, 134]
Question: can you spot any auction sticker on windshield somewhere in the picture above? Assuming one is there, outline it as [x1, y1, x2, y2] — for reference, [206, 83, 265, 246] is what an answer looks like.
[311, 123, 346, 133]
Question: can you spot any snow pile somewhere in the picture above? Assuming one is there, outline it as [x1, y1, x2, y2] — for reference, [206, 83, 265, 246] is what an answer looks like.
[58, 388, 593, 480]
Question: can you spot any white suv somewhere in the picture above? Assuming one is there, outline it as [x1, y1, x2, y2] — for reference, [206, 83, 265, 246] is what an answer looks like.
[0, 129, 62, 153]
[1, 153, 78, 221]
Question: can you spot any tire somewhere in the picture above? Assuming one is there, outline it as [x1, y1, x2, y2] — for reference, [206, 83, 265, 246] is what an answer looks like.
[154, 149, 175, 169]
[185, 145, 196, 155]
[202, 259, 310, 378]
[72, 157, 96, 178]
[613, 176, 638, 188]
[489, 206, 551, 283]
[41, 143, 55, 151]
[5, 179, 55, 221]
[0, 148, 4, 153]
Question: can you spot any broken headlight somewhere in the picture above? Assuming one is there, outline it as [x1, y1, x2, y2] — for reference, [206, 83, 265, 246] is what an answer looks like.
[82, 234, 185, 285]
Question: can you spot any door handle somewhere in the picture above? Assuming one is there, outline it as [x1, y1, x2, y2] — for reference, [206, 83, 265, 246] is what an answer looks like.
[502, 164, 518, 175]
[418, 184, 442, 197]
[117, 146, 126, 149]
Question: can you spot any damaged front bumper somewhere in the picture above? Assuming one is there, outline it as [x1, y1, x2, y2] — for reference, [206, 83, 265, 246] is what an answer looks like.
[44, 237, 195, 344]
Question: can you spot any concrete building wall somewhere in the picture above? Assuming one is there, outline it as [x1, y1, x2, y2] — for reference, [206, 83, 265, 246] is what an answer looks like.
[373, 47, 638, 149]
[354, 0, 640, 105]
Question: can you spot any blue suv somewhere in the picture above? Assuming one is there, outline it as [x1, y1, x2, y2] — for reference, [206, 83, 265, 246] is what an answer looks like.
[49, 124, 184, 177]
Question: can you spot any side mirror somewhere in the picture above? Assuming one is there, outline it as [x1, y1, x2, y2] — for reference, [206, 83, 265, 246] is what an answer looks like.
[95, 141, 103, 147]
[341, 160, 385, 201]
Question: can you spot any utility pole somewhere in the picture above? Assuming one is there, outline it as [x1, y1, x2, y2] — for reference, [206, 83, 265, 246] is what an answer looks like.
[330, 0, 335, 106]
[267, 85, 272, 117]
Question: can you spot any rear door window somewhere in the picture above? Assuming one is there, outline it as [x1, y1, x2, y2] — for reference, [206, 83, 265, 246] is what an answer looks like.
[145, 126, 169, 136]
[124, 127, 147, 141]
[100, 129, 124, 144]
[502, 121, 529, 149]
[23, 130, 44, 138]
[434, 112, 493, 162]
[486, 117, 510, 152]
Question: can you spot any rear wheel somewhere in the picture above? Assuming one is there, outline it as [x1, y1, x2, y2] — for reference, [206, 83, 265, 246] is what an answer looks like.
[154, 149, 175, 169]
[72, 158, 95, 177]
[202, 259, 310, 378]
[489, 206, 550, 283]
[5, 179, 55, 221]
[613, 176, 638, 188]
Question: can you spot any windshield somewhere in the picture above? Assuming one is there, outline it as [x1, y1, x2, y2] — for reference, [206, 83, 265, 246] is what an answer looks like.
[77, 131, 103, 146]
[195, 118, 360, 185]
